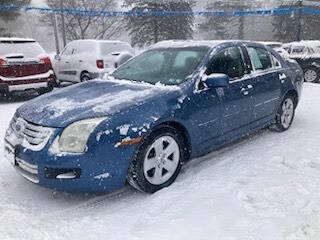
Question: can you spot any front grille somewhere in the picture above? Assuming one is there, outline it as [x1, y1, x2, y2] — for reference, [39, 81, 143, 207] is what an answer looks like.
[15, 157, 39, 184]
[10, 114, 54, 151]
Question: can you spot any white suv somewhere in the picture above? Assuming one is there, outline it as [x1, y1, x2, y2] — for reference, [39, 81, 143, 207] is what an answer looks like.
[54, 40, 134, 83]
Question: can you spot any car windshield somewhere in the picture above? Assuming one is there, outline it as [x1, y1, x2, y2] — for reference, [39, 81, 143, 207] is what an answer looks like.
[0, 41, 45, 58]
[111, 47, 209, 85]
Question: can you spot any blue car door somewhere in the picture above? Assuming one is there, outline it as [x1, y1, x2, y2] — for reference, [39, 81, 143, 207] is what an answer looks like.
[205, 46, 255, 136]
[189, 85, 222, 149]
[245, 45, 282, 122]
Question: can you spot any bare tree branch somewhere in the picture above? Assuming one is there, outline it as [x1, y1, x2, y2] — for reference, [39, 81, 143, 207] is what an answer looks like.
[41, 0, 121, 42]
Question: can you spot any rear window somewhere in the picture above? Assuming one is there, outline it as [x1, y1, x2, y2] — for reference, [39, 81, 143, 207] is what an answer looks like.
[0, 41, 45, 58]
[100, 42, 133, 55]
[291, 46, 306, 55]
[73, 41, 98, 55]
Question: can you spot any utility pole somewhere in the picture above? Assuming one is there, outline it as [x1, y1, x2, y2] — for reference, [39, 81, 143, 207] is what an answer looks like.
[53, 13, 60, 54]
[296, 0, 303, 41]
[60, 0, 67, 48]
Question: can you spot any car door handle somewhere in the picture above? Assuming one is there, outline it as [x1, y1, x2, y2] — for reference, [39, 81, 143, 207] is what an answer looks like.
[79, 60, 83, 63]
[241, 85, 254, 95]
[279, 73, 287, 83]
[241, 85, 253, 92]
[65, 61, 69, 64]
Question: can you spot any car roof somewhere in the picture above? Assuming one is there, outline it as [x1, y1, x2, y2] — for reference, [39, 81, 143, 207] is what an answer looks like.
[0, 37, 36, 43]
[149, 40, 263, 50]
[287, 40, 320, 48]
[259, 41, 282, 47]
[71, 39, 131, 45]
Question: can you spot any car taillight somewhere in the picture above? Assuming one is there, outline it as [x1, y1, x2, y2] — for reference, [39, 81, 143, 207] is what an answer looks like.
[0, 57, 7, 66]
[96, 60, 104, 69]
[40, 57, 52, 67]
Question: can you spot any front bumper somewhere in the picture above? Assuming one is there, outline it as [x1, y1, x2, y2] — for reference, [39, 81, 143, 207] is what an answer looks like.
[4, 125, 136, 193]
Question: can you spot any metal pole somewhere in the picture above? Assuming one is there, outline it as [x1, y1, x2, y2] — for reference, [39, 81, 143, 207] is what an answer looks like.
[53, 13, 60, 54]
[60, 0, 67, 47]
[297, 0, 303, 41]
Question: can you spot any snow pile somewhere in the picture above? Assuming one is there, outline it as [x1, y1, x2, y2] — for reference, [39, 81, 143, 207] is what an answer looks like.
[1, 84, 320, 240]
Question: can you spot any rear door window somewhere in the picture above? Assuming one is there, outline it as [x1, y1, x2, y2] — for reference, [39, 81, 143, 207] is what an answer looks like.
[247, 47, 272, 71]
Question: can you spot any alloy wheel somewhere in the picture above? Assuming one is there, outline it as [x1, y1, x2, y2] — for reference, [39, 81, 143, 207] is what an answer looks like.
[304, 69, 318, 82]
[281, 98, 294, 129]
[143, 136, 180, 185]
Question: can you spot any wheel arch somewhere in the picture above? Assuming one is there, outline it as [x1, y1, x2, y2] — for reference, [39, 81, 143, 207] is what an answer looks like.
[155, 121, 192, 161]
[283, 89, 299, 108]
[80, 70, 89, 77]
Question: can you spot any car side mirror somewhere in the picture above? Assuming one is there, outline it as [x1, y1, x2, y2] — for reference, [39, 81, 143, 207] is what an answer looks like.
[110, 51, 121, 56]
[204, 73, 230, 88]
[54, 54, 61, 61]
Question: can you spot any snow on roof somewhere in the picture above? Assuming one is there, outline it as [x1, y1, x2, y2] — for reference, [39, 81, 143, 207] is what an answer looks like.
[287, 40, 320, 48]
[150, 40, 225, 49]
[150, 40, 263, 49]
[71, 39, 129, 44]
[0, 37, 35, 42]
[259, 41, 283, 47]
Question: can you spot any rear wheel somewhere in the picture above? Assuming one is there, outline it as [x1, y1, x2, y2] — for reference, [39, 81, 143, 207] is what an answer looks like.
[80, 72, 91, 82]
[272, 95, 296, 132]
[304, 67, 319, 83]
[128, 126, 185, 193]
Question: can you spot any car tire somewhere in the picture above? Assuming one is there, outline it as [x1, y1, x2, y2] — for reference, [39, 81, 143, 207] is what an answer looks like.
[37, 86, 54, 96]
[128, 125, 185, 193]
[80, 72, 91, 82]
[304, 67, 319, 83]
[0, 92, 10, 101]
[272, 95, 296, 132]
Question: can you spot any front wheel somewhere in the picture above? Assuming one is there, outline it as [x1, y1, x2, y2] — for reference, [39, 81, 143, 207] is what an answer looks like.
[304, 67, 319, 83]
[37, 86, 54, 95]
[128, 126, 185, 193]
[272, 96, 296, 132]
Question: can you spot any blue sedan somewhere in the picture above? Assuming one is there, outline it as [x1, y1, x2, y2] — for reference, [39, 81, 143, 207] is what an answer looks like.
[4, 40, 303, 193]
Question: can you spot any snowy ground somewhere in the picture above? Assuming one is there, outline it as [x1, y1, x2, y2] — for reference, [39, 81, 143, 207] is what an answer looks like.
[1, 83, 320, 240]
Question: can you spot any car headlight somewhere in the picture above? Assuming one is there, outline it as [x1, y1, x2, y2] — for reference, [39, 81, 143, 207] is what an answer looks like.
[56, 117, 107, 154]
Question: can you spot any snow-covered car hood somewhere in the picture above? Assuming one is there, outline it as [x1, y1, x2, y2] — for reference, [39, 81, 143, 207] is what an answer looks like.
[17, 79, 173, 128]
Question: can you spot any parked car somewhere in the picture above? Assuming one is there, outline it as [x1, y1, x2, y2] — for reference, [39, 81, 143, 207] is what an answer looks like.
[4, 40, 303, 193]
[0, 38, 57, 98]
[259, 41, 290, 59]
[54, 40, 134, 83]
[284, 41, 320, 83]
